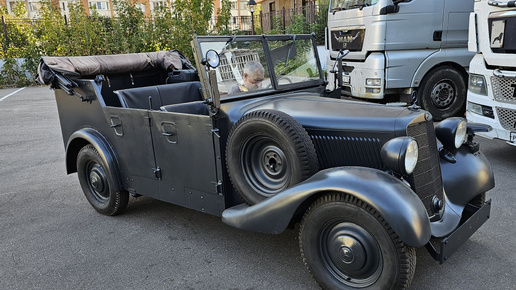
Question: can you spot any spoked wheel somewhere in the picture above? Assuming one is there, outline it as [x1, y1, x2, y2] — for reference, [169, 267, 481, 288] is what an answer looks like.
[226, 109, 318, 205]
[77, 145, 128, 216]
[299, 194, 416, 289]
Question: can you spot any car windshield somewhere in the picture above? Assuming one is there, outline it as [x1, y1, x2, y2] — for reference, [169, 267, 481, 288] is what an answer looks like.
[330, 0, 379, 11]
[197, 35, 322, 98]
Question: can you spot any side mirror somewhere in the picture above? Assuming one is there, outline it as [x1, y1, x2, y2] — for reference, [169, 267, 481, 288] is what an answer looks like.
[204, 50, 220, 68]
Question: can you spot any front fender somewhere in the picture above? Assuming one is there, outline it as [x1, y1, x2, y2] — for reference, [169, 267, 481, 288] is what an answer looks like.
[441, 146, 494, 207]
[65, 128, 122, 193]
[222, 167, 431, 247]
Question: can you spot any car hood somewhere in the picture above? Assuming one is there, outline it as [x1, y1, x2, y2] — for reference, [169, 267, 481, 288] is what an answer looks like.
[221, 92, 427, 136]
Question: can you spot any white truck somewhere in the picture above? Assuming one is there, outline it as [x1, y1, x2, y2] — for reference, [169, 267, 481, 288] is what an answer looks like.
[326, 0, 474, 120]
[466, 0, 516, 145]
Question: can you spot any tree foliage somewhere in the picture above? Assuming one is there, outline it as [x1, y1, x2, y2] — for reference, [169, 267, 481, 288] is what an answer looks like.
[215, 0, 231, 35]
[0, 0, 327, 87]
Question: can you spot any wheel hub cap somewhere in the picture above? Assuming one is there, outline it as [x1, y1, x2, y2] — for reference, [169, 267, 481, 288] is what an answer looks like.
[88, 164, 109, 199]
[431, 82, 455, 108]
[323, 222, 382, 286]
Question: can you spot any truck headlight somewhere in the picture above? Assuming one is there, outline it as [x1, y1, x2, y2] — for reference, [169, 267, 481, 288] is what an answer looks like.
[381, 137, 419, 176]
[435, 118, 467, 149]
[366, 78, 381, 86]
[468, 74, 487, 95]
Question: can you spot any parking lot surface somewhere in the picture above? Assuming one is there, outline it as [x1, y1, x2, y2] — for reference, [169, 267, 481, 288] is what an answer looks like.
[1, 86, 515, 289]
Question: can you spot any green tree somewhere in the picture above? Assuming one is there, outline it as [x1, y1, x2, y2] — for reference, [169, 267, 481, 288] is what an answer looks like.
[170, 0, 214, 60]
[215, 0, 231, 35]
[112, 0, 146, 53]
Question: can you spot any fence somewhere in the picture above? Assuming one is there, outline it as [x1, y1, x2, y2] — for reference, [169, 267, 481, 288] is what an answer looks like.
[1, 4, 327, 46]
[207, 4, 326, 35]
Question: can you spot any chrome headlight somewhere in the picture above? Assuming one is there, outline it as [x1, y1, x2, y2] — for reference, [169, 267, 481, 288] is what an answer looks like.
[381, 137, 419, 176]
[435, 118, 467, 149]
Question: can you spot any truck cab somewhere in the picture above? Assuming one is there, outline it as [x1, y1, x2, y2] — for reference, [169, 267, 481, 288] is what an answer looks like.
[466, 0, 516, 145]
[327, 0, 474, 120]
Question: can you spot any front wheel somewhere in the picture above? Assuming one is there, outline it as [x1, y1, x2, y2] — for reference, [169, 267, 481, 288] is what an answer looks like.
[77, 144, 128, 216]
[418, 67, 467, 121]
[299, 193, 416, 289]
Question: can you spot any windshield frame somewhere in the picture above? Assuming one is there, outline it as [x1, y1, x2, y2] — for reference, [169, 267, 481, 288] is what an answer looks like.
[192, 34, 324, 102]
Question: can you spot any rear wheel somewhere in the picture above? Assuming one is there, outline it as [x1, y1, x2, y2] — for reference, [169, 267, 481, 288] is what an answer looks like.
[299, 193, 416, 289]
[77, 144, 128, 216]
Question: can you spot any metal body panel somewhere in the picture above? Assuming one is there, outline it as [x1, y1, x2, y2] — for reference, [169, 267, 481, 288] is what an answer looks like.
[150, 111, 222, 215]
[441, 147, 495, 206]
[103, 107, 159, 198]
[222, 167, 431, 247]
[218, 92, 418, 133]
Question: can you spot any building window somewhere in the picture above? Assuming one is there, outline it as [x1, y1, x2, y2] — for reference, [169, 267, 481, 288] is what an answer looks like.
[89, 1, 109, 10]
[152, 1, 165, 10]
[231, 1, 237, 9]
[28, 2, 40, 12]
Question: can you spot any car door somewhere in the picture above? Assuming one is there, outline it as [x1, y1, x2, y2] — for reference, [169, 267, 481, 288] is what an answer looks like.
[150, 110, 224, 216]
[103, 107, 159, 199]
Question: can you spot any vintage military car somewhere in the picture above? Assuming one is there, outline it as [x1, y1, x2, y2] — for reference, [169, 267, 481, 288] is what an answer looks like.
[37, 34, 494, 289]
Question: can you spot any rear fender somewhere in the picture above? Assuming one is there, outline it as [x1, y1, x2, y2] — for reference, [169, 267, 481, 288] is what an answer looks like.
[222, 167, 432, 247]
[65, 128, 122, 193]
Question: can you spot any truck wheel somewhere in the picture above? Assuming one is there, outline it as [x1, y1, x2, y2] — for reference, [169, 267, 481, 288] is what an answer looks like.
[77, 144, 128, 216]
[418, 67, 466, 121]
[299, 193, 416, 289]
[226, 109, 318, 205]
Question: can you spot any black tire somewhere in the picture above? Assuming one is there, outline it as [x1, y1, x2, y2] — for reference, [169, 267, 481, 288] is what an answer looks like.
[77, 144, 129, 216]
[226, 109, 319, 205]
[418, 67, 467, 121]
[469, 192, 486, 208]
[299, 193, 416, 289]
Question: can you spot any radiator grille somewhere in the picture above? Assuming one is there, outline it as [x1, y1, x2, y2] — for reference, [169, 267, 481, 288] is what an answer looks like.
[406, 120, 443, 216]
[496, 106, 516, 131]
[491, 76, 516, 104]
[310, 135, 383, 170]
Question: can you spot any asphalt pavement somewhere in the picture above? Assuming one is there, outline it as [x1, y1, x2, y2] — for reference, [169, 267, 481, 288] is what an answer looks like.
[1, 86, 515, 289]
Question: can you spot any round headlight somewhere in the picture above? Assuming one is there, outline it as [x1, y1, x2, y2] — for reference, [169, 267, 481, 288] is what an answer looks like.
[381, 137, 419, 176]
[404, 139, 419, 175]
[435, 117, 468, 150]
[454, 120, 467, 149]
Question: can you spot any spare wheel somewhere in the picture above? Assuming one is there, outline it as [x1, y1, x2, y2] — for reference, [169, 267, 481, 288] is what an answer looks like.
[226, 109, 319, 205]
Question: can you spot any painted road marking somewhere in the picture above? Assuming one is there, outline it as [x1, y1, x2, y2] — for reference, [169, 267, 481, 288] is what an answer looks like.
[0, 87, 26, 102]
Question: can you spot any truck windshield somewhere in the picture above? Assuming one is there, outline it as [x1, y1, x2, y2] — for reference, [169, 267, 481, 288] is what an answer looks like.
[330, 0, 379, 11]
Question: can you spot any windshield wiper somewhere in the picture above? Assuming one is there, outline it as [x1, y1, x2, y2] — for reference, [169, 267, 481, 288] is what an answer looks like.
[488, 0, 516, 7]
[220, 36, 237, 55]
[350, 3, 370, 9]
[331, 7, 347, 12]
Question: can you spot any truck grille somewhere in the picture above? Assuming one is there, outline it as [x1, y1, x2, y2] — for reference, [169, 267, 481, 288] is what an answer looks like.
[406, 119, 444, 216]
[491, 75, 516, 104]
[496, 106, 516, 131]
[310, 135, 383, 169]
[330, 28, 365, 52]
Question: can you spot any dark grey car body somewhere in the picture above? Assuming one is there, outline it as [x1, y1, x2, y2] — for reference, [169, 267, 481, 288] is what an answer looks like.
[38, 34, 494, 288]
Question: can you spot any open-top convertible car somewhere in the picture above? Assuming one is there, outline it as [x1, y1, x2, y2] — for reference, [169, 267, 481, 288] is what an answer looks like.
[38, 34, 494, 289]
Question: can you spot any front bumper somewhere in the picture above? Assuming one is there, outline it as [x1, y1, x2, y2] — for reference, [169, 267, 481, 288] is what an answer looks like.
[425, 199, 491, 264]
